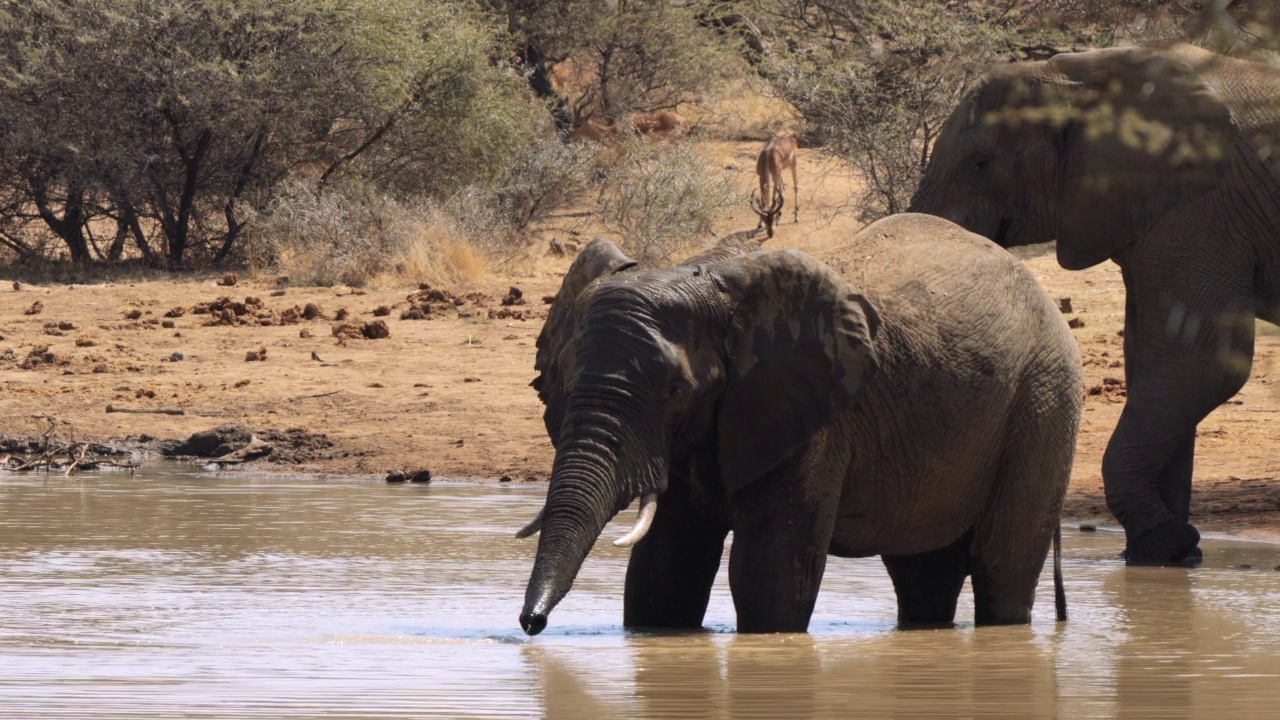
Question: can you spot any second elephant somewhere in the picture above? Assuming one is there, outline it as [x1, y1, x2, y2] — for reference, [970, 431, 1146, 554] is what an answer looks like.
[516, 214, 1083, 636]
[910, 44, 1280, 565]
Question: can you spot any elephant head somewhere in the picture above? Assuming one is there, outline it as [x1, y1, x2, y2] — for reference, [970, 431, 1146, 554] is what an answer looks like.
[518, 247, 879, 635]
[910, 45, 1235, 270]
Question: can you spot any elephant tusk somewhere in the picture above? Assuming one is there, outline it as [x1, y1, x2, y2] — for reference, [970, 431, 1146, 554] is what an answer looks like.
[515, 508, 545, 539]
[613, 493, 657, 548]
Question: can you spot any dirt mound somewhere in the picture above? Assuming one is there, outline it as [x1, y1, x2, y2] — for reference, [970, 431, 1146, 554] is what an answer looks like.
[487, 307, 544, 321]
[257, 427, 336, 464]
[502, 286, 525, 306]
[166, 424, 254, 457]
[331, 321, 365, 341]
[17, 345, 62, 370]
[163, 425, 333, 465]
[400, 286, 465, 320]
[1086, 376, 1127, 402]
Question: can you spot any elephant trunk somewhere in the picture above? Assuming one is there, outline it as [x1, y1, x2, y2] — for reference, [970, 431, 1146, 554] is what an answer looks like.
[520, 395, 666, 636]
[520, 472, 616, 636]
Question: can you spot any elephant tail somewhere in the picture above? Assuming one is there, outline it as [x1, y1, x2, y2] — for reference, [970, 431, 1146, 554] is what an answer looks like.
[1053, 524, 1067, 622]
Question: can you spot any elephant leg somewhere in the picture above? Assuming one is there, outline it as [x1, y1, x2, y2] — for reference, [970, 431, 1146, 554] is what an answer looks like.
[727, 449, 843, 633]
[1106, 254, 1254, 566]
[882, 533, 970, 627]
[970, 378, 1076, 625]
[623, 482, 729, 630]
[1106, 411, 1206, 567]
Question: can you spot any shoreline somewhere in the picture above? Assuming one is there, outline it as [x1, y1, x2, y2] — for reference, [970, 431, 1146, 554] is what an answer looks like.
[5, 438, 1280, 546]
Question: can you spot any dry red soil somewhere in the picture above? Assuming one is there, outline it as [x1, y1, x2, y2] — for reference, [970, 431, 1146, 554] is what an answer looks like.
[2, 141, 1277, 540]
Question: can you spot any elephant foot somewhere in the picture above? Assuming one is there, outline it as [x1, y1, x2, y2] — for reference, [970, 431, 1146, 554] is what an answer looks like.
[1122, 520, 1202, 567]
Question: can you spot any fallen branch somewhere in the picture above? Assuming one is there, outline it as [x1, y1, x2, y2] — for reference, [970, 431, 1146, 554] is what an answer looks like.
[289, 390, 343, 401]
[106, 405, 186, 415]
[64, 442, 91, 477]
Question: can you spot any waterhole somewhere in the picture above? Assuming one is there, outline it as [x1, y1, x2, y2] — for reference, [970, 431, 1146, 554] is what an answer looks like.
[2, 468, 1279, 718]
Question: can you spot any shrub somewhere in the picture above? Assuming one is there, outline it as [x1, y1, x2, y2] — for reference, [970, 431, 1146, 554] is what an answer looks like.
[596, 138, 738, 263]
[249, 179, 485, 287]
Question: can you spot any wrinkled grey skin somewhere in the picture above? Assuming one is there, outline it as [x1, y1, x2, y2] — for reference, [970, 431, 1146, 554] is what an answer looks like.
[910, 44, 1280, 566]
[519, 214, 1081, 636]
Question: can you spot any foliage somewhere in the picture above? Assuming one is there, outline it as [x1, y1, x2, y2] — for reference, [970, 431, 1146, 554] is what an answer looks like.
[250, 178, 485, 287]
[0, 0, 530, 267]
[764, 1, 1052, 221]
[570, 3, 745, 123]
[597, 138, 738, 263]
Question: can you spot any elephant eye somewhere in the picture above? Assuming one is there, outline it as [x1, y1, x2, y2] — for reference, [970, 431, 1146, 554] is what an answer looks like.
[668, 378, 690, 400]
[973, 158, 989, 171]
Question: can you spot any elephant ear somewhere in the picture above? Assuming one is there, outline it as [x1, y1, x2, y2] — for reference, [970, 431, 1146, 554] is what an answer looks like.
[533, 238, 637, 444]
[1048, 46, 1235, 270]
[710, 249, 879, 491]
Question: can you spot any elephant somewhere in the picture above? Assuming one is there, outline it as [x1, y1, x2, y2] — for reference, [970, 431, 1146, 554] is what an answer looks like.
[515, 213, 1082, 636]
[909, 43, 1280, 566]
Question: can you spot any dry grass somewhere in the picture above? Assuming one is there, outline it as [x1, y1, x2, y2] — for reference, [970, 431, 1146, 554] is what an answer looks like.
[689, 77, 801, 141]
[250, 179, 491, 289]
[387, 223, 487, 287]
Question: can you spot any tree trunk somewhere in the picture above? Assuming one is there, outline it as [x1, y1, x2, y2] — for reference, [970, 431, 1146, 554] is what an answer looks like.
[166, 128, 212, 268]
[519, 45, 573, 141]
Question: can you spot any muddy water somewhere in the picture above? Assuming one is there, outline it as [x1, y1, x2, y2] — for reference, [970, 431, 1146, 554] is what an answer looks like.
[2, 471, 1280, 719]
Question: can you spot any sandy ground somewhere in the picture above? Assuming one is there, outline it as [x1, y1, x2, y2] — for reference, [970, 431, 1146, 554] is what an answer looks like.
[2, 141, 1278, 539]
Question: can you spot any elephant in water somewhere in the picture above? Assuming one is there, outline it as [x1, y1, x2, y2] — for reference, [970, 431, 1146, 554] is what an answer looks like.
[515, 214, 1082, 636]
[910, 43, 1280, 566]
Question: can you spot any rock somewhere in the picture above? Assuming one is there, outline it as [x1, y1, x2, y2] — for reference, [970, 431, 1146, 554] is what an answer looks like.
[162, 320, 176, 329]
[1078, 523, 1097, 532]
[372, 305, 391, 317]
[270, 289, 287, 297]
[502, 286, 525, 306]
[57, 321, 75, 331]
[499, 475, 513, 483]
[362, 319, 390, 339]
[92, 364, 108, 374]
[464, 376, 481, 383]
[164, 307, 186, 318]
[409, 468, 432, 483]
[12, 281, 19, 291]
[549, 238, 567, 256]
[167, 425, 254, 458]
[299, 328, 313, 339]
[244, 347, 267, 361]
[75, 336, 96, 347]
[386, 470, 408, 483]
[170, 352, 186, 362]
[335, 308, 349, 321]
[1058, 297, 1073, 314]
[24, 301, 43, 315]
[1067, 317, 1085, 329]
[217, 272, 238, 287]
[542, 295, 556, 305]
[302, 303, 326, 320]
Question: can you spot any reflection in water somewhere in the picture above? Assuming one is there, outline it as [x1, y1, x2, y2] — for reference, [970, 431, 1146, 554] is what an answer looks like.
[1, 469, 1280, 718]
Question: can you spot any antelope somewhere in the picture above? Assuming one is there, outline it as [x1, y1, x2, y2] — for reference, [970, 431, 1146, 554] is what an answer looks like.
[756, 131, 799, 228]
[568, 111, 688, 144]
[746, 186, 784, 240]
